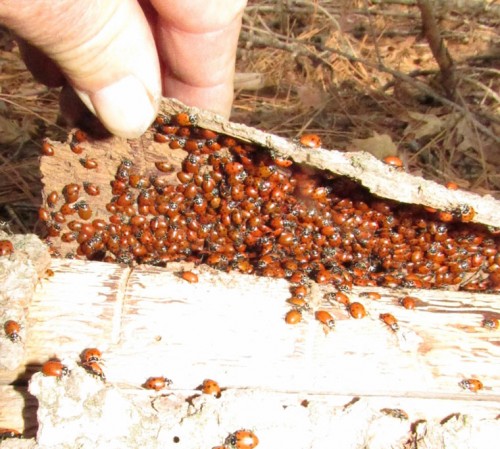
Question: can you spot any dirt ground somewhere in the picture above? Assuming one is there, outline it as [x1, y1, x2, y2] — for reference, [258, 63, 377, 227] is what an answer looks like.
[0, 0, 499, 234]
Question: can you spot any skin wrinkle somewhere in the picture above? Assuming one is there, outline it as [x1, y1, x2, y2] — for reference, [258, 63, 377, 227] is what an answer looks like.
[150, 0, 246, 34]
[158, 25, 236, 87]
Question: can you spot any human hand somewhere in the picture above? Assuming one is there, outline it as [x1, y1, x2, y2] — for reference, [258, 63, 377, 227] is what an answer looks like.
[0, 0, 246, 138]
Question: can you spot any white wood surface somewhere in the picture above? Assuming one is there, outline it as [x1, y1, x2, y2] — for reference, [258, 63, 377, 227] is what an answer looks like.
[2, 259, 499, 392]
[1, 258, 499, 431]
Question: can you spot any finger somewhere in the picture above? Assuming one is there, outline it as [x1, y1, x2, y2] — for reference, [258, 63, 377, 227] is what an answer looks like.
[16, 39, 65, 87]
[1, 0, 161, 138]
[151, 0, 247, 118]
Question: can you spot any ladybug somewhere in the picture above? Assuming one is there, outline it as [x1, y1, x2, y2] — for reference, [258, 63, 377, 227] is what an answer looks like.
[481, 318, 499, 330]
[400, 296, 417, 310]
[83, 182, 100, 196]
[290, 285, 308, 298]
[382, 155, 403, 169]
[81, 348, 102, 364]
[174, 112, 197, 127]
[144, 376, 172, 391]
[445, 181, 458, 190]
[63, 183, 80, 203]
[73, 129, 88, 143]
[298, 134, 321, 148]
[455, 204, 475, 223]
[83, 361, 106, 380]
[4, 320, 21, 342]
[0, 428, 21, 440]
[459, 378, 483, 392]
[379, 313, 399, 332]
[437, 210, 453, 222]
[226, 429, 259, 449]
[330, 291, 350, 307]
[348, 302, 366, 319]
[285, 309, 302, 325]
[79, 157, 98, 169]
[155, 161, 174, 173]
[180, 271, 198, 283]
[315, 310, 335, 330]
[273, 156, 293, 168]
[41, 141, 54, 156]
[200, 379, 222, 398]
[286, 296, 310, 311]
[154, 132, 170, 144]
[76, 201, 92, 220]
[70, 142, 84, 154]
[41, 360, 69, 378]
[47, 191, 59, 207]
[0, 239, 14, 256]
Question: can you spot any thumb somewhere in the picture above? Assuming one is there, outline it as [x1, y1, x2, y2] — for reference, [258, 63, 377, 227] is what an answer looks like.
[1, 0, 161, 138]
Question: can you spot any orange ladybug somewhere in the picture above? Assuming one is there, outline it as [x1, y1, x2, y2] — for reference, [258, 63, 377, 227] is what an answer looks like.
[455, 204, 475, 222]
[4, 320, 21, 342]
[144, 376, 172, 391]
[379, 313, 399, 332]
[81, 348, 102, 364]
[315, 310, 335, 330]
[200, 379, 222, 398]
[174, 112, 197, 127]
[382, 155, 403, 169]
[83, 361, 106, 380]
[336, 291, 351, 306]
[42, 360, 69, 378]
[226, 429, 259, 449]
[273, 156, 293, 168]
[298, 134, 321, 149]
[0, 428, 22, 439]
[459, 378, 483, 392]
[285, 309, 302, 325]
[0, 240, 14, 256]
[400, 296, 417, 310]
[437, 210, 453, 222]
[83, 182, 100, 196]
[349, 302, 366, 319]
[286, 296, 310, 311]
[41, 141, 54, 156]
[79, 157, 98, 169]
[180, 271, 199, 283]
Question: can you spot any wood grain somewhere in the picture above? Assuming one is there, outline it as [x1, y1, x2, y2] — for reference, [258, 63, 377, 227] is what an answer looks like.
[1, 258, 498, 435]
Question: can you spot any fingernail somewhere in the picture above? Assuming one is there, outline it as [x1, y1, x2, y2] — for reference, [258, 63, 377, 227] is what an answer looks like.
[75, 75, 160, 138]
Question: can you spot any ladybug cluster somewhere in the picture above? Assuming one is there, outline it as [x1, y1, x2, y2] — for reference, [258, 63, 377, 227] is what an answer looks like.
[286, 286, 426, 334]
[40, 112, 500, 295]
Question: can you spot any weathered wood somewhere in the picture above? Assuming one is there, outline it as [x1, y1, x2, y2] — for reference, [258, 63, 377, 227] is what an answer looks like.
[1, 258, 498, 434]
[159, 99, 500, 227]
